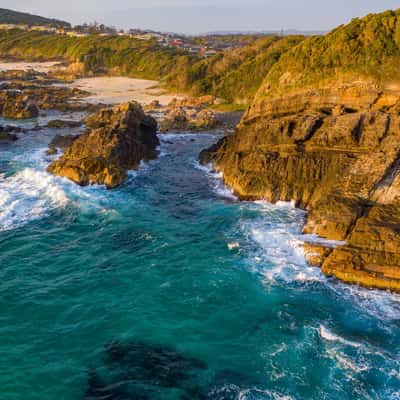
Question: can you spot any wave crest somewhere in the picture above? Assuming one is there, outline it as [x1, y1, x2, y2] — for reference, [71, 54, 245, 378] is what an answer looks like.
[0, 168, 68, 231]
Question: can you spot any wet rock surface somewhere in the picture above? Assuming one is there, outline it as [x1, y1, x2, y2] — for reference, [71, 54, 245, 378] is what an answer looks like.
[201, 84, 400, 291]
[48, 101, 159, 188]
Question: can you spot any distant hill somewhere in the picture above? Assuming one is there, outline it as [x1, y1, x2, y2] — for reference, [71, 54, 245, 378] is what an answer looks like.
[0, 8, 70, 27]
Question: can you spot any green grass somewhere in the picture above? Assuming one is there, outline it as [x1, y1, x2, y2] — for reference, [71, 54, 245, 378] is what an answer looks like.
[261, 9, 400, 97]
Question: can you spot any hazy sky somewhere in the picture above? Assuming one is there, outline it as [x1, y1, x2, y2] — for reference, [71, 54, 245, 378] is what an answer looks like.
[2, 0, 399, 34]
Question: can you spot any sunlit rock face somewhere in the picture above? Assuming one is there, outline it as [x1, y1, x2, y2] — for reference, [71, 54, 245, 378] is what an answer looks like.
[48, 101, 159, 189]
[201, 82, 400, 291]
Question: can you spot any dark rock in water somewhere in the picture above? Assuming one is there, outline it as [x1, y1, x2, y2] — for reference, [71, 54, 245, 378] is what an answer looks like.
[0, 125, 22, 133]
[0, 132, 18, 141]
[46, 119, 84, 129]
[111, 229, 154, 253]
[49, 134, 81, 151]
[46, 147, 58, 155]
[48, 102, 159, 189]
[84, 341, 208, 400]
[199, 137, 227, 166]
[84, 341, 264, 400]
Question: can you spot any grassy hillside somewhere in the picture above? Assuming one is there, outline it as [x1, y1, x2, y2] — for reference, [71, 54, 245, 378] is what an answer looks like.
[259, 9, 400, 97]
[0, 8, 70, 27]
[0, 29, 303, 106]
[166, 35, 304, 104]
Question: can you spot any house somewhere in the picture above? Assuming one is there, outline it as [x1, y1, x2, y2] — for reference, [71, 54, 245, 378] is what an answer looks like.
[0, 24, 18, 30]
[30, 26, 57, 33]
[66, 31, 89, 37]
[204, 49, 218, 57]
[170, 39, 184, 47]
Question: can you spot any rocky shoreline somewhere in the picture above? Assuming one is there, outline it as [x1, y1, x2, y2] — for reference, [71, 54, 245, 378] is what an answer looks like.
[200, 82, 400, 292]
[2, 45, 399, 292]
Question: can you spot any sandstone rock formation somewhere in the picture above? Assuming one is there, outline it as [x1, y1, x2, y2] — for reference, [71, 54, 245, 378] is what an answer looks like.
[159, 106, 218, 132]
[48, 102, 159, 188]
[201, 83, 400, 292]
[199, 8, 400, 292]
[0, 91, 39, 119]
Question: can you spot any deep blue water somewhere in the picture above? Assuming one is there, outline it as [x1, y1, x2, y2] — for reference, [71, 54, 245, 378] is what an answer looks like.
[0, 119, 399, 400]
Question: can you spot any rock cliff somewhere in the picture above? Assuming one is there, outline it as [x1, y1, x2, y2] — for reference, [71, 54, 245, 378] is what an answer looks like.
[200, 9, 400, 291]
[48, 102, 159, 188]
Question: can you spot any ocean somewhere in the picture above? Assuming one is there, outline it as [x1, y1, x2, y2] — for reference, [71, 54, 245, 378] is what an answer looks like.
[0, 117, 399, 400]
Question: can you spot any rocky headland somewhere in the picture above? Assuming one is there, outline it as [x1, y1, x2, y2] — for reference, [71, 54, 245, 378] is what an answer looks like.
[200, 10, 400, 292]
[48, 101, 159, 188]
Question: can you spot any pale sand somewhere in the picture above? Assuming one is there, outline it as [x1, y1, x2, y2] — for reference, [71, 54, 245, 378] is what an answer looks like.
[0, 60, 63, 73]
[0, 60, 181, 106]
[68, 77, 181, 106]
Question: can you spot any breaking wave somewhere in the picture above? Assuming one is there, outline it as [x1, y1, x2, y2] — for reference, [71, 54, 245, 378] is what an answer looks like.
[0, 168, 68, 231]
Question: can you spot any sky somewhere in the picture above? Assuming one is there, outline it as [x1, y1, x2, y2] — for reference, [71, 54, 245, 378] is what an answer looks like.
[1, 0, 400, 34]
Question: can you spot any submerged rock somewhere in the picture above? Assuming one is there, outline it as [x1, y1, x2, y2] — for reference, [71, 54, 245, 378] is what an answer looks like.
[48, 102, 159, 188]
[84, 340, 262, 400]
[0, 132, 18, 141]
[84, 341, 207, 400]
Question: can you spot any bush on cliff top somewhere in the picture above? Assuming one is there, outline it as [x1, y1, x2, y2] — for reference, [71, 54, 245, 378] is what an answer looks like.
[262, 9, 400, 96]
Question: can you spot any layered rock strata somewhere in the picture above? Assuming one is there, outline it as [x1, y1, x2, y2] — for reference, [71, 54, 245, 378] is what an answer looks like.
[200, 83, 400, 291]
[48, 102, 159, 188]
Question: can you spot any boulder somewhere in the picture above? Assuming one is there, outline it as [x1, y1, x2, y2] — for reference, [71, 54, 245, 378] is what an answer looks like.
[144, 99, 162, 111]
[48, 102, 159, 188]
[160, 107, 218, 132]
[0, 91, 39, 119]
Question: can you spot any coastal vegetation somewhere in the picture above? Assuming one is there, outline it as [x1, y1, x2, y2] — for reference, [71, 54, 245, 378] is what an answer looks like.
[0, 29, 303, 107]
[259, 9, 400, 97]
[0, 8, 70, 27]
[202, 8, 400, 291]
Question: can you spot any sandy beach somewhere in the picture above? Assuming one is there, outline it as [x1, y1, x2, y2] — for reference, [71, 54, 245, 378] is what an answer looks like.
[68, 77, 181, 106]
[0, 60, 181, 106]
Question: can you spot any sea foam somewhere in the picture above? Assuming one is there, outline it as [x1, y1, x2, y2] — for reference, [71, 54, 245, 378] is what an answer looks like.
[319, 325, 362, 348]
[0, 168, 68, 231]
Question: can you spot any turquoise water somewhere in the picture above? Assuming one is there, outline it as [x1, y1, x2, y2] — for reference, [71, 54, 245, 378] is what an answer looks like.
[0, 121, 400, 400]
